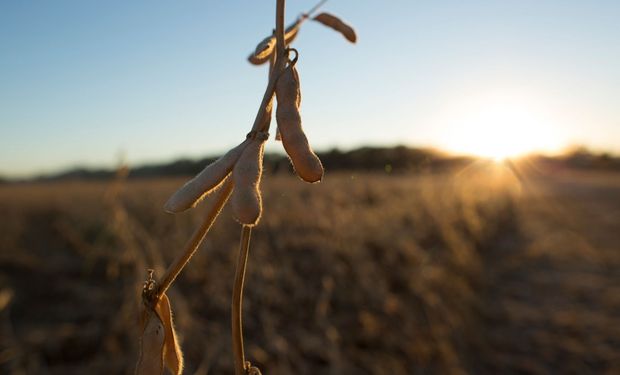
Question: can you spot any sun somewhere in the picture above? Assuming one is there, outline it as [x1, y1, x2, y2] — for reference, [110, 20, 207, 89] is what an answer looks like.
[437, 91, 563, 160]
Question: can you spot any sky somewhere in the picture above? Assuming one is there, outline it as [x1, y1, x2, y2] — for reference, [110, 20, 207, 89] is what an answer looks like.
[1, 0, 619, 178]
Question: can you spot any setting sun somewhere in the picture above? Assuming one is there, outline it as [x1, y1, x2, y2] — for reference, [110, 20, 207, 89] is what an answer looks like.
[436, 91, 564, 160]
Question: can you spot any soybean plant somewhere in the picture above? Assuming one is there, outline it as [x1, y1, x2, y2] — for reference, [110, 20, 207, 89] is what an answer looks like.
[134, 1, 356, 374]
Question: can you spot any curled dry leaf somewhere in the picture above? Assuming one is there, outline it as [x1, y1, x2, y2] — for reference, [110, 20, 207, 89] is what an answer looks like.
[276, 64, 324, 183]
[164, 139, 251, 213]
[313, 12, 357, 43]
[231, 139, 265, 226]
[136, 294, 183, 375]
[248, 17, 303, 65]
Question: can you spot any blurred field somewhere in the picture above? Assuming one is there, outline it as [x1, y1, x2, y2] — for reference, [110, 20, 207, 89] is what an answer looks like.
[1, 163, 620, 374]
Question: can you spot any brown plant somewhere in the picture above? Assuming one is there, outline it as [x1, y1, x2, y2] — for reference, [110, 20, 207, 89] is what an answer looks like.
[134, 1, 357, 374]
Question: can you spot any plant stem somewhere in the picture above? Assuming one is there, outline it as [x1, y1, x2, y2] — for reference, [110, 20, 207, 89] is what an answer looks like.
[232, 225, 252, 375]
[250, 0, 287, 134]
[232, 3, 286, 374]
[305, 0, 328, 18]
[275, 0, 286, 55]
[157, 179, 233, 299]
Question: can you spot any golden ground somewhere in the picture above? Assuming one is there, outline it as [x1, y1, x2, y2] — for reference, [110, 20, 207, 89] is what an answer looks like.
[1, 165, 619, 374]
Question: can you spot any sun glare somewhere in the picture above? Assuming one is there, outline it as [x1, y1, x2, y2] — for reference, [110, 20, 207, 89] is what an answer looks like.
[437, 91, 563, 161]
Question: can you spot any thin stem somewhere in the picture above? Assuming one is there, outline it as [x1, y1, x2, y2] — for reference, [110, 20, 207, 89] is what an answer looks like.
[157, 179, 233, 298]
[268, 49, 277, 79]
[250, 81, 277, 135]
[232, 225, 252, 375]
[250, 0, 288, 134]
[275, 0, 286, 56]
[231, 3, 285, 374]
[305, 0, 328, 17]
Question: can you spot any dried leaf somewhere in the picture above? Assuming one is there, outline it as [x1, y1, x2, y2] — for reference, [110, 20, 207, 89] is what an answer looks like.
[313, 12, 357, 43]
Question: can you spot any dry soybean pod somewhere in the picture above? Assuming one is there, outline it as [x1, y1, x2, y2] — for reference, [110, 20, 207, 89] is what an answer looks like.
[249, 36, 276, 65]
[313, 12, 357, 43]
[164, 139, 250, 213]
[248, 17, 303, 65]
[231, 138, 265, 226]
[135, 308, 166, 375]
[156, 294, 183, 375]
[276, 58, 324, 183]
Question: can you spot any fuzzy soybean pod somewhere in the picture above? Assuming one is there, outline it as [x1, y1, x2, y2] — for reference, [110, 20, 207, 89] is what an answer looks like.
[164, 139, 250, 213]
[135, 309, 165, 375]
[135, 294, 182, 375]
[248, 18, 303, 65]
[313, 12, 357, 43]
[231, 139, 265, 226]
[276, 64, 324, 183]
[158, 294, 183, 375]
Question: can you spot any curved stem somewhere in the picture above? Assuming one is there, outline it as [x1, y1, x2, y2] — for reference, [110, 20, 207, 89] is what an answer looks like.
[157, 179, 233, 298]
[232, 225, 252, 375]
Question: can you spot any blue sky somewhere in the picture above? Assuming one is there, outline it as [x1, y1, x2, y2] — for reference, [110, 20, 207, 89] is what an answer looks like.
[1, 0, 619, 177]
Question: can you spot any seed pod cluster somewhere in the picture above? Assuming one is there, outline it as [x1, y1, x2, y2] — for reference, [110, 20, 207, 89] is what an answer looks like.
[276, 61, 324, 183]
[165, 129, 270, 226]
[164, 140, 268, 226]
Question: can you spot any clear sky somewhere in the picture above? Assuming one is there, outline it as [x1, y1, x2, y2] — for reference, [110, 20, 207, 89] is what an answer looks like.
[1, 0, 619, 177]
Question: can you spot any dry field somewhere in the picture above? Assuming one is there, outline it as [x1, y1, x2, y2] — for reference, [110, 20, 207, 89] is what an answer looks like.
[1, 162, 619, 374]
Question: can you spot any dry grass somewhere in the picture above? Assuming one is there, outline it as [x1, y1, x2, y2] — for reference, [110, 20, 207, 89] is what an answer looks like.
[1, 164, 619, 374]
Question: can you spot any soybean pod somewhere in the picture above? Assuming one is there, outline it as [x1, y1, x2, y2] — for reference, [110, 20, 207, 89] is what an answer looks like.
[276, 63, 324, 183]
[231, 139, 265, 226]
[164, 140, 250, 213]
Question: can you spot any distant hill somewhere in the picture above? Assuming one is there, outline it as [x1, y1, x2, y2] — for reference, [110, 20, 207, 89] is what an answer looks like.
[20, 146, 467, 182]
[4, 145, 619, 183]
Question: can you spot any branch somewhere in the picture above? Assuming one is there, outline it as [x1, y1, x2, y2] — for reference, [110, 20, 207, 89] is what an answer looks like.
[157, 179, 233, 298]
